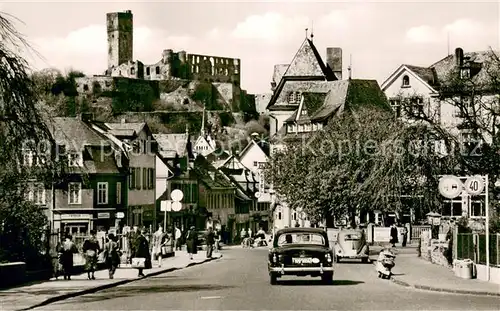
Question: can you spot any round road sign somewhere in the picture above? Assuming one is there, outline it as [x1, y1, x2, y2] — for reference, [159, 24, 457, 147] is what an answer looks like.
[171, 201, 182, 212]
[171, 189, 184, 202]
[438, 175, 463, 199]
[465, 176, 485, 196]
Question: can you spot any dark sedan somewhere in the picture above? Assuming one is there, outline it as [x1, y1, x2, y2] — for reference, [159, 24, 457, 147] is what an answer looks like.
[268, 227, 334, 285]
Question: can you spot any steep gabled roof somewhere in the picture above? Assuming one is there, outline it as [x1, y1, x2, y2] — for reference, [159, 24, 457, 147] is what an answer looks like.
[105, 122, 146, 135]
[154, 133, 189, 158]
[50, 117, 109, 149]
[267, 38, 337, 110]
[239, 139, 270, 159]
[282, 39, 332, 78]
[273, 64, 290, 83]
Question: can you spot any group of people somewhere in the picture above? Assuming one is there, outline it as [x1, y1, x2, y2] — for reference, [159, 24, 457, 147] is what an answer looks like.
[56, 228, 153, 280]
[55, 225, 222, 280]
[390, 223, 409, 248]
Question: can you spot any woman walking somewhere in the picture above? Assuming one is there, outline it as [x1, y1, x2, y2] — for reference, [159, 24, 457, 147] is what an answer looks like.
[103, 233, 121, 279]
[58, 234, 78, 280]
[82, 230, 100, 280]
[185, 226, 198, 260]
[133, 229, 152, 277]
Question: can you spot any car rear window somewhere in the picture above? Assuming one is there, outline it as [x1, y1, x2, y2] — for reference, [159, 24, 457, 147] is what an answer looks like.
[277, 232, 325, 246]
[343, 233, 361, 241]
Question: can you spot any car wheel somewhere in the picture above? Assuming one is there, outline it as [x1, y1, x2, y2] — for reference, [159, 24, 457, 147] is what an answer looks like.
[270, 274, 278, 285]
[361, 257, 369, 264]
[335, 256, 341, 263]
[321, 273, 333, 284]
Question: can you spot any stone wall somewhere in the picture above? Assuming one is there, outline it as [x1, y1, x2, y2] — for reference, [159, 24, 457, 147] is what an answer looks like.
[420, 231, 452, 268]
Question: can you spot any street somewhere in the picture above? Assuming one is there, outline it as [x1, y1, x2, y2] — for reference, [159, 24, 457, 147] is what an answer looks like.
[35, 248, 499, 310]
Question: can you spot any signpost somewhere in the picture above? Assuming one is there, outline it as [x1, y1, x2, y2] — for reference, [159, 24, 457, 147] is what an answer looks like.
[438, 174, 489, 281]
[161, 200, 172, 232]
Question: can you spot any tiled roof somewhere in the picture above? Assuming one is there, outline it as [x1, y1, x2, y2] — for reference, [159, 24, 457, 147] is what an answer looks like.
[273, 64, 289, 83]
[154, 133, 188, 157]
[404, 65, 436, 86]
[105, 122, 145, 134]
[50, 117, 109, 149]
[284, 110, 298, 122]
[192, 156, 234, 190]
[282, 39, 333, 78]
[108, 128, 137, 137]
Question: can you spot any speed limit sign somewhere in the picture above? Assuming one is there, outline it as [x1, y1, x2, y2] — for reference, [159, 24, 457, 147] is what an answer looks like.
[465, 176, 485, 196]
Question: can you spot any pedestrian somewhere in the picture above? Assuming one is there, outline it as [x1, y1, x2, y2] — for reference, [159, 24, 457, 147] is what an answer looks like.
[58, 234, 78, 280]
[390, 223, 399, 247]
[401, 224, 408, 247]
[82, 230, 100, 280]
[214, 228, 221, 252]
[185, 226, 198, 260]
[103, 233, 121, 279]
[127, 226, 139, 264]
[205, 227, 215, 258]
[175, 225, 182, 251]
[132, 229, 152, 277]
[152, 225, 165, 267]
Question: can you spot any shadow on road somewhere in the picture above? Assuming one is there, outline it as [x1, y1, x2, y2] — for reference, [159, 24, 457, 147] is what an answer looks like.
[278, 280, 364, 286]
[55, 284, 234, 304]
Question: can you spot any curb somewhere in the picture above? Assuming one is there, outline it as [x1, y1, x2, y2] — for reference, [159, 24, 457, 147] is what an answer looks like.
[369, 258, 500, 297]
[16, 255, 223, 311]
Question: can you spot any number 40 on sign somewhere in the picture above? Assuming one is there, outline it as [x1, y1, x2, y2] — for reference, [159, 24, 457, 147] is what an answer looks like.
[438, 175, 485, 199]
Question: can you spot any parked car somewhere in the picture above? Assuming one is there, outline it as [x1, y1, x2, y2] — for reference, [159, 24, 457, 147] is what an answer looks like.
[268, 227, 334, 285]
[333, 229, 369, 263]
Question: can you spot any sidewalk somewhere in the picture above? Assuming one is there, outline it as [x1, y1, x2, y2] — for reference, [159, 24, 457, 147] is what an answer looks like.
[369, 250, 500, 296]
[0, 251, 222, 311]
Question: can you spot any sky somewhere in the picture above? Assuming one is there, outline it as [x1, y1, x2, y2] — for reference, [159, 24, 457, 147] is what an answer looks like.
[0, 0, 499, 94]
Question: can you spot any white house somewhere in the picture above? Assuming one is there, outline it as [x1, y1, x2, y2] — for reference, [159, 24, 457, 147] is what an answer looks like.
[381, 47, 498, 220]
[193, 108, 217, 157]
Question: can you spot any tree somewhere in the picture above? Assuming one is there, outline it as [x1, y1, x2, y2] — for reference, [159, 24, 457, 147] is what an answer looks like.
[398, 49, 500, 218]
[0, 13, 65, 265]
[266, 106, 450, 226]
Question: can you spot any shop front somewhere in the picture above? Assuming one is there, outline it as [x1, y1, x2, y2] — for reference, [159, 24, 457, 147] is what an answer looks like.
[92, 211, 116, 232]
[53, 213, 93, 236]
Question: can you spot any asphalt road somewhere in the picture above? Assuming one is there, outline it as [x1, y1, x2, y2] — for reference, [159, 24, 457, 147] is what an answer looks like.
[36, 248, 499, 310]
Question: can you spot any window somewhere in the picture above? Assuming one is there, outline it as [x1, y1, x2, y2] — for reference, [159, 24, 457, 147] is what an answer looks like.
[146, 67, 150, 75]
[129, 168, 135, 189]
[278, 212, 282, 220]
[389, 98, 401, 118]
[130, 67, 135, 75]
[470, 199, 485, 218]
[116, 182, 122, 204]
[97, 182, 108, 205]
[441, 200, 462, 217]
[135, 167, 141, 190]
[68, 152, 83, 167]
[142, 168, 147, 189]
[253, 161, 258, 167]
[148, 168, 154, 189]
[26, 183, 46, 205]
[277, 233, 325, 246]
[23, 150, 33, 167]
[410, 97, 425, 116]
[155, 66, 160, 74]
[68, 182, 82, 204]
[301, 109, 307, 115]
[287, 91, 301, 104]
[460, 68, 470, 79]
[402, 75, 410, 87]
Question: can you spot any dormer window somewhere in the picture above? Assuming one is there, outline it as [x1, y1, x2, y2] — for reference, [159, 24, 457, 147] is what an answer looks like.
[402, 75, 410, 87]
[460, 68, 470, 79]
[68, 152, 83, 167]
[287, 91, 301, 104]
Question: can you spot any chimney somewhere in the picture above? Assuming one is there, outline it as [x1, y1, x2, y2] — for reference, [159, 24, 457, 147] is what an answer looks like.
[121, 118, 126, 124]
[455, 47, 464, 68]
[326, 47, 342, 80]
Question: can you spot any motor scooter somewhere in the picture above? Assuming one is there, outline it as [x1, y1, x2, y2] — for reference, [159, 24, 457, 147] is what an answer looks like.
[376, 249, 396, 279]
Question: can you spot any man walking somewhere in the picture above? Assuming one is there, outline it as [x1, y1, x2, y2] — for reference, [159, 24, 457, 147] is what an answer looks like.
[205, 227, 215, 258]
[174, 225, 182, 251]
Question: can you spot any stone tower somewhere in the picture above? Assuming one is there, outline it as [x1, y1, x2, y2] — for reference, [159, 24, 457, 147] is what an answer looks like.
[107, 10, 133, 69]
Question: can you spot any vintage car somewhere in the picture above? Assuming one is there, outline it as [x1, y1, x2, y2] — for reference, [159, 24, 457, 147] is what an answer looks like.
[268, 228, 334, 285]
[333, 229, 370, 263]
